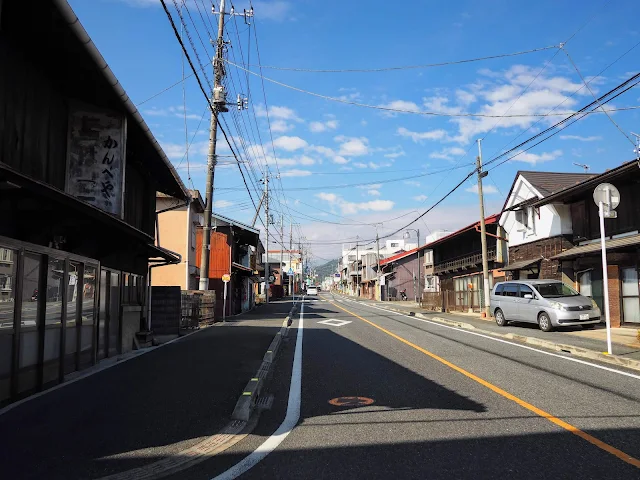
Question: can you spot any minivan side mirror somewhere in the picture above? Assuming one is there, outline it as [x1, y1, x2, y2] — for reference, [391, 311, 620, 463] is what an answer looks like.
[523, 293, 533, 299]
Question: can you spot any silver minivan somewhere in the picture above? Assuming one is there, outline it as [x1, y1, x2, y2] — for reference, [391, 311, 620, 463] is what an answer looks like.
[490, 280, 601, 332]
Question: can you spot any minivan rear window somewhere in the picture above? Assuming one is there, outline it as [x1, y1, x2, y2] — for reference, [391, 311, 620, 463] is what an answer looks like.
[494, 284, 504, 295]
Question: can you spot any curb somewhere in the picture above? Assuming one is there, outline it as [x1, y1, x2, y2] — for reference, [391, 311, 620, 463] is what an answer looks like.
[372, 302, 640, 373]
[231, 307, 296, 421]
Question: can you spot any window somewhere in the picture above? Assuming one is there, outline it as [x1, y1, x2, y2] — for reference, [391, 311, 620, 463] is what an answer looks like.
[621, 267, 640, 324]
[578, 271, 592, 297]
[503, 283, 519, 297]
[348, 255, 356, 261]
[191, 228, 196, 251]
[494, 284, 504, 295]
[0, 248, 13, 263]
[390, 242, 399, 247]
[519, 284, 534, 298]
[536, 282, 579, 298]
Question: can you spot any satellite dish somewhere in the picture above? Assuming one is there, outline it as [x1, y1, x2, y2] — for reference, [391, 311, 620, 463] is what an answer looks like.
[593, 183, 620, 209]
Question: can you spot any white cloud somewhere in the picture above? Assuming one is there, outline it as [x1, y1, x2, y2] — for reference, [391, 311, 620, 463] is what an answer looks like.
[332, 156, 349, 164]
[255, 104, 301, 121]
[298, 155, 316, 166]
[456, 90, 476, 105]
[404, 180, 421, 187]
[315, 192, 394, 215]
[335, 136, 370, 156]
[337, 89, 363, 101]
[308, 145, 335, 157]
[281, 169, 313, 177]
[466, 184, 498, 194]
[559, 135, 602, 142]
[273, 136, 308, 151]
[246, 1, 293, 21]
[357, 183, 382, 190]
[397, 127, 447, 143]
[367, 189, 381, 197]
[353, 162, 368, 168]
[309, 119, 339, 133]
[413, 195, 428, 202]
[449, 65, 588, 143]
[271, 119, 294, 133]
[429, 147, 467, 161]
[384, 151, 406, 159]
[378, 100, 421, 115]
[510, 149, 563, 165]
[213, 200, 234, 208]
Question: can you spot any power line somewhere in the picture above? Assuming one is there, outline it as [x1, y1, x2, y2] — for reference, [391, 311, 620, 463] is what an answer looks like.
[224, 59, 640, 118]
[243, 44, 558, 73]
[561, 46, 635, 146]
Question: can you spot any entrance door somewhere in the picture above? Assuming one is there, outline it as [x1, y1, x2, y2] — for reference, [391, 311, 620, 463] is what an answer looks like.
[97, 269, 108, 360]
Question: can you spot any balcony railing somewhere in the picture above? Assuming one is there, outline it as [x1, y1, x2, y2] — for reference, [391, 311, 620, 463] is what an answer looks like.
[433, 248, 496, 274]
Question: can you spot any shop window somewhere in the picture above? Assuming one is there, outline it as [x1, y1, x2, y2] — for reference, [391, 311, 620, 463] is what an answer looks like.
[45, 258, 64, 325]
[80, 266, 97, 370]
[0, 247, 17, 403]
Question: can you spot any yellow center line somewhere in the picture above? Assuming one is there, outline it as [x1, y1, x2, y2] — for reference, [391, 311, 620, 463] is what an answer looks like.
[330, 300, 640, 469]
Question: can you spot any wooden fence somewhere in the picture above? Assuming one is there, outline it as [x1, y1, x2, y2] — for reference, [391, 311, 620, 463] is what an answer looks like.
[421, 289, 486, 313]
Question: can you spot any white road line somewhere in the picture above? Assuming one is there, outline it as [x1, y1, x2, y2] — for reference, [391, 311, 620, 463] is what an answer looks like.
[339, 297, 640, 381]
[212, 297, 305, 480]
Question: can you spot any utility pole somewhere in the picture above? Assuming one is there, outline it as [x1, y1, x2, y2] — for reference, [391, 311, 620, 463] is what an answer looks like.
[476, 139, 491, 317]
[198, 0, 227, 290]
[356, 236, 359, 297]
[376, 232, 381, 301]
[280, 215, 284, 294]
[264, 175, 270, 304]
[289, 220, 293, 300]
[416, 228, 420, 304]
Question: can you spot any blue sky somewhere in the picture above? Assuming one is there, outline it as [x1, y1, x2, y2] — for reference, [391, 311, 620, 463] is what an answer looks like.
[70, 0, 640, 262]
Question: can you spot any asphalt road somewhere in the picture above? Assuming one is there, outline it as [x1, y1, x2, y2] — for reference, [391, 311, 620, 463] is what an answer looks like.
[186, 292, 640, 480]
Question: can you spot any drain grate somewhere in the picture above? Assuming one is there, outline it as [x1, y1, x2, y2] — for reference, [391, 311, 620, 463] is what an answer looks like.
[255, 394, 274, 411]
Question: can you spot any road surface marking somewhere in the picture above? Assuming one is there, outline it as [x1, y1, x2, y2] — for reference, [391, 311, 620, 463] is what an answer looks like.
[212, 298, 305, 480]
[342, 297, 640, 381]
[331, 300, 640, 470]
[317, 318, 352, 327]
[328, 396, 375, 407]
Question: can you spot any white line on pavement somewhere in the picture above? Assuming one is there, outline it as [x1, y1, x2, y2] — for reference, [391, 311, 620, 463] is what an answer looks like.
[339, 297, 640, 381]
[212, 297, 305, 480]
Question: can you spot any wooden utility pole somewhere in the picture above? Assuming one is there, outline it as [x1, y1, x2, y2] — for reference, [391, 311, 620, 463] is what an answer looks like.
[476, 139, 491, 317]
[198, 0, 227, 290]
[289, 220, 293, 298]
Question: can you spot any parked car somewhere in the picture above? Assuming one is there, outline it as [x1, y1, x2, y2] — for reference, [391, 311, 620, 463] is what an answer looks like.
[490, 280, 601, 332]
[307, 286, 318, 296]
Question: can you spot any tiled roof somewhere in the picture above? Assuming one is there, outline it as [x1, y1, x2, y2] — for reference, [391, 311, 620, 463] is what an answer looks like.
[519, 171, 597, 197]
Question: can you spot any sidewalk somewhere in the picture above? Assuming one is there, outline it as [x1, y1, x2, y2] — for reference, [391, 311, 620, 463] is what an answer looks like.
[0, 300, 294, 480]
[337, 294, 640, 368]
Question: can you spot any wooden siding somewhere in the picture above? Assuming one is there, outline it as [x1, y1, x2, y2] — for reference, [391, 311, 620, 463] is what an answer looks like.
[195, 229, 231, 279]
[385, 255, 422, 301]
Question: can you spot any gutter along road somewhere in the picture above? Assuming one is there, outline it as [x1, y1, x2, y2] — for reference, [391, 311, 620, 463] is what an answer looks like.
[176, 293, 640, 479]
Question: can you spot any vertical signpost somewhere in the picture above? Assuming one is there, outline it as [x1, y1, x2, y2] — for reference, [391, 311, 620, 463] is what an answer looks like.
[593, 183, 620, 356]
[222, 273, 231, 321]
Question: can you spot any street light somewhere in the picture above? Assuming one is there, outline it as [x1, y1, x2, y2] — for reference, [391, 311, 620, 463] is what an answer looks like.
[404, 229, 421, 304]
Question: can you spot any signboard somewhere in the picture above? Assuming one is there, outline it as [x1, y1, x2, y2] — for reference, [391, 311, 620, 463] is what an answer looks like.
[66, 104, 126, 216]
[222, 274, 231, 283]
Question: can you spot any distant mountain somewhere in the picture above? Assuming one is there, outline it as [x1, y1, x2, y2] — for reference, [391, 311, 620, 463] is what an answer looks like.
[315, 258, 339, 280]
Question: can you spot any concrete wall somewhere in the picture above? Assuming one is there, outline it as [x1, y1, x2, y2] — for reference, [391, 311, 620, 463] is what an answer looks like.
[121, 306, 143, 353]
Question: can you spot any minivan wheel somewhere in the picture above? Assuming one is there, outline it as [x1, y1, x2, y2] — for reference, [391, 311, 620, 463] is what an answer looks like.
[495, 308, 507, 327]
[538, 312, 553, 332]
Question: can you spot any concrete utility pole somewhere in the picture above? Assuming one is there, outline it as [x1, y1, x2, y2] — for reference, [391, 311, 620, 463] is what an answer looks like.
[476, 139, 491, 317]
[289, 220, 293, 299]
[376, 232, 381, 300]
[264, 175, 270, 304]
[280, 215, 284, 293]
[198, 0, 227, 290]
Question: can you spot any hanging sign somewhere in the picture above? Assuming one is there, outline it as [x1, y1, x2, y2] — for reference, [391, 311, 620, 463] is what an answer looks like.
[66, 103, 126, 217]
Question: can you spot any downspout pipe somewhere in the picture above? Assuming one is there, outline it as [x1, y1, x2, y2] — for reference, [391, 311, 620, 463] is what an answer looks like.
[52, 0, 189, 200]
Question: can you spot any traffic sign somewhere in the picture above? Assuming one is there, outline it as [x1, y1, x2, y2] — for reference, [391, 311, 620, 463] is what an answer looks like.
[288, 268, 294, 275]
[222, 274, 231, 283]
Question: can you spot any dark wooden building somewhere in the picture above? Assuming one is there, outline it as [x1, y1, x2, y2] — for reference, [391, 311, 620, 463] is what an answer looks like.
[0, 0, 187, 405]
[531, 160, 640, 327]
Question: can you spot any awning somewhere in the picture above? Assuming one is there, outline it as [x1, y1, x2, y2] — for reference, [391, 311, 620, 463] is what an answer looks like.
[552, 234, 640, 260]
[147, 244, 181, 264]
[500, 257, 542, 271]
[232, 262, 253, 276]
